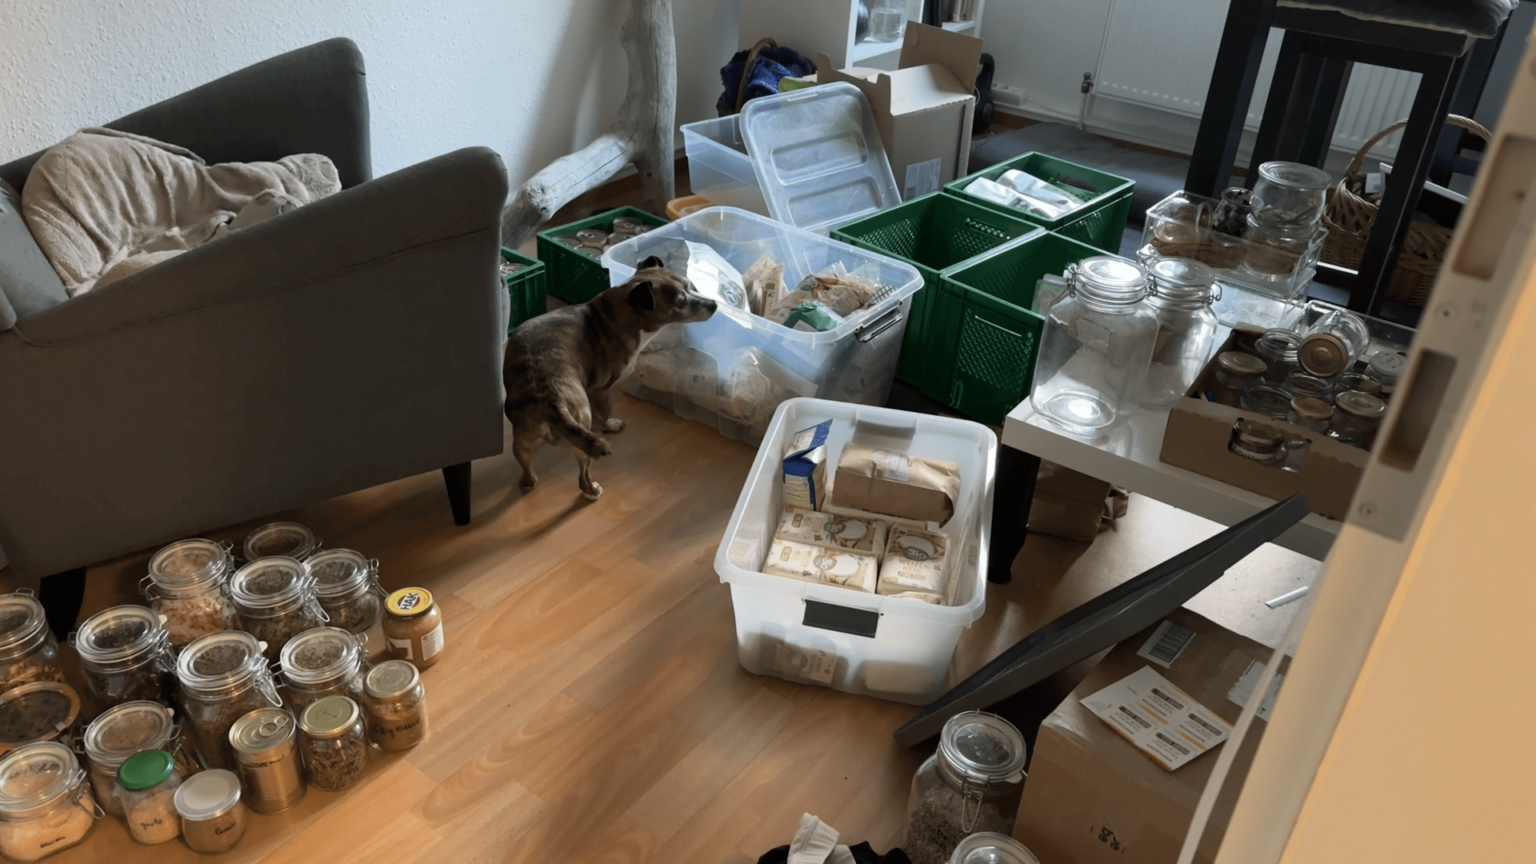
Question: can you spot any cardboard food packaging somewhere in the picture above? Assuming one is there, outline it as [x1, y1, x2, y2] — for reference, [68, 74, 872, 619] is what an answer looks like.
[763, 538, 878, 593]
[783, 420, 832, 511]
[878, 526, 951, 604]
[1028, 460, 1114, 542]
[832, 443, 962, 526]
[774, 507, 889, 558]
[1014, 608, 1289, 864]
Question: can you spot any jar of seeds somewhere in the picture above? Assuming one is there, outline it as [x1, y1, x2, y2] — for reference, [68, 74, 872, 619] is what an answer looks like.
[279, 627, 367, 719]
[116, 750, 181, 845]
[228, 707, 305, 814]
[298, 696, 368, 792]
[0, 592, 66, 697]
[305, 549, 385, 634]
[902, 711, 1028, 864]
[70, 605, 174, 710]
[229, 558, 327, 663]
[81, 700, 179, 818]
[176, 631, 282, 772]
[0, 683, 81, 757]
[0, 742, 100, 862]
[242, 521, 320, 562]
[143, 539, 241, 649]
[174, 769, 247, 854]
[362, 660, 428, 752]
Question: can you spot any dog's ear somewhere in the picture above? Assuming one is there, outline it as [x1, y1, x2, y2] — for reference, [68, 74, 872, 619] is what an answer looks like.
[638, 255, 665, 272]
[628, 280, 656, 311]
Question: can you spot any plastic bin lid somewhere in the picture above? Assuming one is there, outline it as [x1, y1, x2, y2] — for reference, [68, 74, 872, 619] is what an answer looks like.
[740, 82, 900, 234]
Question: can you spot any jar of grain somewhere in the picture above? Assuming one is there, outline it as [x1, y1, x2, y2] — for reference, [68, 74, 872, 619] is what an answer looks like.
[382, 588, 445, 670]
[229, 558, 327, 663]
[306, 550, 385, 634]
[176, 631, 281, 772]
[279, 627, 368, 719]
[243, 522, 320, 562]
[0, 591, 66, 696]
[0, 683, 81, 757]
[362, 660, 428, 752]
[174, 768, 247, 854]
[228, 707, 305, 813]
[116, 750, 181, 845]
[298, 696, 368, 792]
[143, 539, 241, 649]
[81, 700, 179, 818]
[0, 742, 100, 862]
[69, 605, 174, 711]
[902, 711, 1028, 864]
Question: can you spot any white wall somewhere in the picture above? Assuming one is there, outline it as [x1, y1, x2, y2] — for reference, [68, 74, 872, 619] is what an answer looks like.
[0, 0, 739, 191]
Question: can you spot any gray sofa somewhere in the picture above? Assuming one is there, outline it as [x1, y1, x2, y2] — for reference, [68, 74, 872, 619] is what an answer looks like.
[0, 38, 509, 581]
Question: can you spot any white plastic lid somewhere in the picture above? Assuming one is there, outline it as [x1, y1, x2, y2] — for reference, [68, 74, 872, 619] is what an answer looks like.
[740, 82, 901, 234]
[174, 768, 241, 821]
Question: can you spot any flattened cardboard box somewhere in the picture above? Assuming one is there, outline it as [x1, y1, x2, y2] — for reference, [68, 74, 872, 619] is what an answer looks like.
[1014, 608, 1289, 864]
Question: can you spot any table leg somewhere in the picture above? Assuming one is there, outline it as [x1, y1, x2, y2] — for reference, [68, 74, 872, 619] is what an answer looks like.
[989, 447, 1042, 585]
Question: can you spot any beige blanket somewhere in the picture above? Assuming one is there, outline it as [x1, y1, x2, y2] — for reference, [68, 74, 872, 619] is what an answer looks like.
[21, 127, 340, 296]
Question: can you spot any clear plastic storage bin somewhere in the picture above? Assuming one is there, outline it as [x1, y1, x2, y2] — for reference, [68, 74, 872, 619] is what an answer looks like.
[603, 208, 923, 444]
[681, 116, 769, 216]
[714, 398, 996, 705]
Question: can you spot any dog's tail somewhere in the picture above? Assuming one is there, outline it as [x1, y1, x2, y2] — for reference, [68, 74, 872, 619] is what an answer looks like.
[554, 403, 611, 458]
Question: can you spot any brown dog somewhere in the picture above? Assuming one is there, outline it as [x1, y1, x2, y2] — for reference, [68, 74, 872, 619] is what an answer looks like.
[502, 255, 716, 500]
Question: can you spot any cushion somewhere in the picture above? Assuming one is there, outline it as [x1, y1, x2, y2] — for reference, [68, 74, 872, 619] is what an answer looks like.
[0, 179, 69, 331]
[1278, 0, 1516, 39]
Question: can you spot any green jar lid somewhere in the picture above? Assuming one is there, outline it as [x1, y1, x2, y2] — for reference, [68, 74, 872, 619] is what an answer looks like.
[118, 749, 175, 791]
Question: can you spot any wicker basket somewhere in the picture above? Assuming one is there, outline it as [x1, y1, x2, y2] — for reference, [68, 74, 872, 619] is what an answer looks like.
[1320, 114, 1491, 307]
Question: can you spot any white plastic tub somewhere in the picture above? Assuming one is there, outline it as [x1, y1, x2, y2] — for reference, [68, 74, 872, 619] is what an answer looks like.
[714, 398, 997, 705]
[603, 207, 924, 444]
[681, 116, 770, 216]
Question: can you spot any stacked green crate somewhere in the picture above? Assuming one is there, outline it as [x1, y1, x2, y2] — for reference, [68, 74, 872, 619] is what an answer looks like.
[944, 152, 1134, 253]
[500, 247, 545, 335]
[535, 207, 669, 304]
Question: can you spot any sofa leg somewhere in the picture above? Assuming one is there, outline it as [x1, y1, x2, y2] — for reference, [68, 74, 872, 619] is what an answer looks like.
[38, 567, 87, 640]
[442, 462, 472, 526]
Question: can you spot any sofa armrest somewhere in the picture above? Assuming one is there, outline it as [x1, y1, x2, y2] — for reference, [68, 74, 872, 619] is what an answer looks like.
[13, 146, 507, 345]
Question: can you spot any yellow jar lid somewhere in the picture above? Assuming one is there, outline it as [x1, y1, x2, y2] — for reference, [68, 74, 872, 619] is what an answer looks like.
[386, 587, 435, 618]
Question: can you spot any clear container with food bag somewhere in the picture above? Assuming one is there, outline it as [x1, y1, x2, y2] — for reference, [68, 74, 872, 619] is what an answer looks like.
[229, 558, 327, 663]
[143, 539, 241, 649]
[0, 683, 80, 757]
[176, 631, 282, 773]
[81, 700, 180, 818]
[0, 592, 66, 696]
[903, 711, 1028, 864]
[242, 522, 320, 562]
[279, 627, 368, 719]
[70, 605, 174, 710]
[1139, 257, 1220, 409]
[305, 549, 385, 634]
[0, 742, 100, 862]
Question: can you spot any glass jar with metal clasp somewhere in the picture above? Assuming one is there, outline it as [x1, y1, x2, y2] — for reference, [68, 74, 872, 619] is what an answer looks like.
[902, 711, 1028, 864]
[1138, 258, 1222, 409]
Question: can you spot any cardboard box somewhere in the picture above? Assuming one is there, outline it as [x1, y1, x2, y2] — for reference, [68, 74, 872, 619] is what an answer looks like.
[818, 22, 982, 200]
[1158, 331, 1369, 522]
[1029, 460, 1113, 542]
[1014, 608, 1289, 864]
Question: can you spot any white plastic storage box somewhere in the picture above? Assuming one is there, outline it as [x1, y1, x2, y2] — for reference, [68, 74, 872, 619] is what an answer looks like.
[681, 115, 769, 216]
[714, 398, 997, 705]
[603, 207, 924, 444]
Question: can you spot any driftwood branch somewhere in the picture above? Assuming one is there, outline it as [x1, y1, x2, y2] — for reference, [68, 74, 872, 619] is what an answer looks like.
[501, 0, 676, 248]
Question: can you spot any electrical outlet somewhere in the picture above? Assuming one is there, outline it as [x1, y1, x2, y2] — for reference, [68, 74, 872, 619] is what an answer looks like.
[993, 84, 1026, 107]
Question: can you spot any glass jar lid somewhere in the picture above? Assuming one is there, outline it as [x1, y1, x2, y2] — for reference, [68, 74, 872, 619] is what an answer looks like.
[948, 832, 1041, 864]
[1234, 418, 1286, 450]
[0, 742, 85, 821]
[118, 749, 175, 791]
[1335, 390, 1387, 420]
[1149, 257, 1215, 292]
[280, 627, 363, 687]
[72, 605, 167, 666]
[1073, 256, 1149, 304]
[1217, 351, 1267, 377]
[307, 549, 374, 599]
[1290, 395, 1334, 422]
[1257, 161, 1333, 190]
[938, 711, 1028, 785]
[176, 631, 266, 696]
[243, 522, 318, 561]
[1298, 333, 1352, 378]
[300, 696, 360, 739]
[229, 707, 296, 756]
[230, 558, 313, 610]
[174, 768, 241, 822]
[385, 587, 436, 620]
[147, 539, 232, 591]
[0, 683, 80, 751]
[83, 701, 176, 767]
[0, 592, 48, 659]
[365, 660, 420, 700]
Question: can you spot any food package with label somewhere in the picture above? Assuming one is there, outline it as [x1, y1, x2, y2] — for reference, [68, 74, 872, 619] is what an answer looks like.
[831, 442, 962, 526]
[774, 507, 890, 559]
[742, 253, 785, 317]
[782, 420, 832, 511]
[763, 539, 878, 593]
[766, 262, 881, 324]
[878, 526, 952, 604]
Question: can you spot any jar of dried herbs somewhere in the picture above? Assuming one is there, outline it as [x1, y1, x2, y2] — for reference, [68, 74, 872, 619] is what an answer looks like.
[298, 696, 368, 792]
[243, 522, 320, 562]
[902, 711, 1028, 864]
[306, 549, 385, 634]
[229, 557, 327, 663]
[0, 591, 66, 696]
[69, 605, 173, 710]
[143, 539, 241, 649]
[116, 749, 181, 845]
[279, 627, 367, 719]
[0, 742, 100, 862]
[362, 660, 428, 752]
[176, 631, 281, 773]
[174, 768, 247, 854]
[81, 700, 179, 818]
[0, 683, 81, 757]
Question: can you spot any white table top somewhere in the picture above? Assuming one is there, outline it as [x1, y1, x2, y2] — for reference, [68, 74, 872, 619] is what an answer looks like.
[1002, 399, 1342, 561]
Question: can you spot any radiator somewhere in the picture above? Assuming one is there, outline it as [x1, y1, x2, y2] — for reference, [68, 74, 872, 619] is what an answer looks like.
[1093, 0, 1419, 160]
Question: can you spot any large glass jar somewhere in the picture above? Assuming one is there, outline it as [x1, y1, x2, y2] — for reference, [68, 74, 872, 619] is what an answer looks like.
[243, 522, 320, 563]
[305, 550, 385, 635]
[176, 631, 282, 773]
[1253, 329, 1302, 385]
[70, 605, 173, 710]
[279, 627, 367, 719]
[1239, 215, 1314, 288]
[298, 696, 368, 792]
[0, 742, 99, 862]
[81, 700, 179, 818]
[174, 769, 247, 854]
[143, 539, 240, 649]
[0, 592, 66, 696]
[1029, 256, 1159, 434]
[230, 558, 327, 663]
[362, 660, 429, 752]
[1139, 257, 1221, 409]
[116, 749, 181, 845]
[383, 588, 445, 671]
[903, 711, 1028, 864]
[0, 683, 80, 756]
[1298, 305, 1370, 378]
[1249, 161, 1331, 231]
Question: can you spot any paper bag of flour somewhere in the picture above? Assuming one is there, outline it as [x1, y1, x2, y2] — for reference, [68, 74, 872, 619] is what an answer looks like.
[878, 526, 951, 604]
[831, 443, 962, 526]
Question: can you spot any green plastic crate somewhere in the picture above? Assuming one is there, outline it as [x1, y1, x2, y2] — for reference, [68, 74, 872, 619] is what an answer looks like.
[936, 231, 1104, 425]
[536, 206, 669, 304]
[500, 247, 546, 334]
[830, 193, 1042, 400]
[943, 152, 1134, 253]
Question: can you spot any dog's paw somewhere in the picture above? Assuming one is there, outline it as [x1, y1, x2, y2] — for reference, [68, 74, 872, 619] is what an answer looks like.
[603, 418, 626, 433]
[592, 438, 614, 458]
[518, 474, 538, 494]
[581, 482, 604, 501]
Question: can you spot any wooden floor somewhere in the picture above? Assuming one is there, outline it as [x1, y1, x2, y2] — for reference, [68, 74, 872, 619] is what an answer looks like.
[3, 389, 1317, 864]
